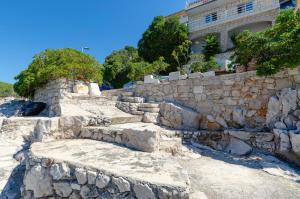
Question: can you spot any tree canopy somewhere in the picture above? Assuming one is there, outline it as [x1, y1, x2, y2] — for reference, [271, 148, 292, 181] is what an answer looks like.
[203, 34, 221, 61]
[103, 46, 168, 88]
[231, 10, 300, 76]
[14, 48, 103, 98]
[138, 16, 189, 73]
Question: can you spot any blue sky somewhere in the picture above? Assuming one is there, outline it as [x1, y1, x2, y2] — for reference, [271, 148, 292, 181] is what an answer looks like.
[0, 0, 185, 83]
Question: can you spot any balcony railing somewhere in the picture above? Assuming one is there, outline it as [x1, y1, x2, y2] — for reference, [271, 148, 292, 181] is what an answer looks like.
[187, 0, 217, 9]
[189, 0, 280, 33]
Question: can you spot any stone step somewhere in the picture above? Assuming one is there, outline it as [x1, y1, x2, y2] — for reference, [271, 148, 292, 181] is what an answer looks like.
[121, 91, 134, 97]
[138, 107, 160, 113]
[110, 115, 143, 125]
[121, 96, 144, 103]
[81, 122, 181, 153]
[24, 139, 190, 199]
[138, 103, 160, 108]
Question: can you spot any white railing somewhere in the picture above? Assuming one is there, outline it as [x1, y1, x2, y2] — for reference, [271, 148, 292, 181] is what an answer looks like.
[189, 0, 279, 33]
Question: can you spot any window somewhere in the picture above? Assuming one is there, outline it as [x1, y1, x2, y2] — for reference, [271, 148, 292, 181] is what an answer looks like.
[237, 1, 254, 14]
[205, 12, 218, 24]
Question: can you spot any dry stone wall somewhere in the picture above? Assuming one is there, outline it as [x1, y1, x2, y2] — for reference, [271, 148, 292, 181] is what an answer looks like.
[134, 68, 300, 129]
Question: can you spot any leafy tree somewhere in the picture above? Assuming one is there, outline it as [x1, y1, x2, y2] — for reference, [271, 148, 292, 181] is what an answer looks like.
[14, 48, 103, 98]
[128, 57, 169, 81]
[203, 34, 221, 61]
[138, 16, 189, 73]
[103, 46, 141, 88]
[231, 10, 300, 76]
[172, 40, 191, 71]
[0, 82, 15, 97]
[190, 55, 219, 73]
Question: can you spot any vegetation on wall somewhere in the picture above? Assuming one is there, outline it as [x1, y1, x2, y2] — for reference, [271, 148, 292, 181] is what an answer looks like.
[14, 48, 103, 98]
[203, 34, 221, 61]
[0, 82, 15, 97]
[190, 54, 219, 73]
[231, 10, 300, 76]
[103, 46, 169, 88]
[138, 16, 189, 73]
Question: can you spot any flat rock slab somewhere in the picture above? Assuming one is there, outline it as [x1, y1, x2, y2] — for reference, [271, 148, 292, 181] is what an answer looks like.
[30, 139, 189, 189]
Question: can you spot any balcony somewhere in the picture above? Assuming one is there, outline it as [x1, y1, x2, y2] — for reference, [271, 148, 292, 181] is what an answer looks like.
[189, 0, 280, 33]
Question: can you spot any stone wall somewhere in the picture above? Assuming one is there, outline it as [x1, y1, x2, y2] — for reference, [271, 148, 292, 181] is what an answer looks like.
[134, 68, 300, 129]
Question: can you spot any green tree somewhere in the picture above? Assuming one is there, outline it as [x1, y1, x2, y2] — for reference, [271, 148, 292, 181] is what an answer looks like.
[203, 34, 221, 61]
[231, 10, 300, 76]
[138, 16, 189, 73]
[103, 46, 141, 88]
[14, 48, 103, 98]
[172, 40, 191, 71]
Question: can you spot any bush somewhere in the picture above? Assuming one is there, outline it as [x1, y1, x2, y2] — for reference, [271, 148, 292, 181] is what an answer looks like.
[203, 34, 221, 61]
[14, 48, 103, 98]
[231, 10, 300, 76]
[0, 82, 15, 97]
[190, 55, 219, 73]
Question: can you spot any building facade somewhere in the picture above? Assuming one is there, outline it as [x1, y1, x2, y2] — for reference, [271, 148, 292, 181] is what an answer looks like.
[186, 0, 280, 53]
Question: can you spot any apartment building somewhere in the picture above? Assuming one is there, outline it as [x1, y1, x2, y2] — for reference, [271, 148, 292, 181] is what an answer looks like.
[186, 0, 281, 53]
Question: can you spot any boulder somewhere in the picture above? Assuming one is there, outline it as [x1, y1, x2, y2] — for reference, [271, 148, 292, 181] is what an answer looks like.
[20, 102, 46, 116]
[50, 163, 70, 180]
[274, 129, 291, 153]
[88, 83, 101, 96]
[225, 138, 252, 156]
[112, 177, 131, 192]
[96, 174, 110, 189]
[134, 184, 155, 199]
[24, 165, 53, 198]
[143, 112, 159, 124]
[53, 182, 72, 197]
[289, 131, 300, 156]
[75, 168, 87, 185]
[59, 116, 88, 138]
[281, 88, 297, 117]
[266, 96, 281, 127]
[232, 108, 246, 126]
[73, 83, 89, 95]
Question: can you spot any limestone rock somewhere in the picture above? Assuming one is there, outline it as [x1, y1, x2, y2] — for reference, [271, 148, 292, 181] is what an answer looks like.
[96, 174, 110, 189]
[50, 163, 70, 180]
[274, 129, 291, 153]
[225, 138, 252, 156]
[53, 182, 72, 197]
[75, 168, 87, 185]
[80, 185, 90, 199]
[71, 183, 81, 190]
[73, 83, 89, 95]
[59, 116, 88, 137]
[232, 108, 246, 126]
[24, 165, 53, 198]
[143, 112, 159, 124]
[87, 171, 97, 184]
[134, 184, 155, 199]
[112, 177, 130, 192]
[274, 122, 287, 130]
[266, 96, 281, 127]
[70, 192, 81, 199]
[289, 131, 300, 156]
[281, 88, 297, 117]
[144, 75, 160, 84]
[88, 83, 101, 96]
[225, 130, 253, 141]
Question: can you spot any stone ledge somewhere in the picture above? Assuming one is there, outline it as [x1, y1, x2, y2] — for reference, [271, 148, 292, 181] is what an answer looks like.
[23, 139, 190, 199]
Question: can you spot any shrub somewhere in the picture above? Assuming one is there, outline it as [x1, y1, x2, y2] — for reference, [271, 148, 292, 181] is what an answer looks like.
[203, 34, 221, 61]
[0, 82, 15, 97]
[190, 55, 219, 73]
[14, 48, 103, 98]
[231, 10, 300, 76]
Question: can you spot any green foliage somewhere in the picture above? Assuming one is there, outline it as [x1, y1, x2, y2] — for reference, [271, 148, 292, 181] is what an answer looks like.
[138, 16, 189, 73]
[128, 57, 169, 81]
[0, 82, 15, 97]
[231, 10, 300, 76]
[203, 34, 221, 61]
[172, 40, 191, 71]
[190, 55, 219, 73]
[14, 48, 103, 98]
[103, 46, 140, 88]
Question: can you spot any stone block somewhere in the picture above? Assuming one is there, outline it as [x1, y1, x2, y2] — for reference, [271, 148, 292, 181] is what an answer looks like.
[225, 137, 252, 156]
[169, 71, 181, 81]
[144, 75, 160, 84]
[73, 83, 89, 95]
[88, 83, 101, 96]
